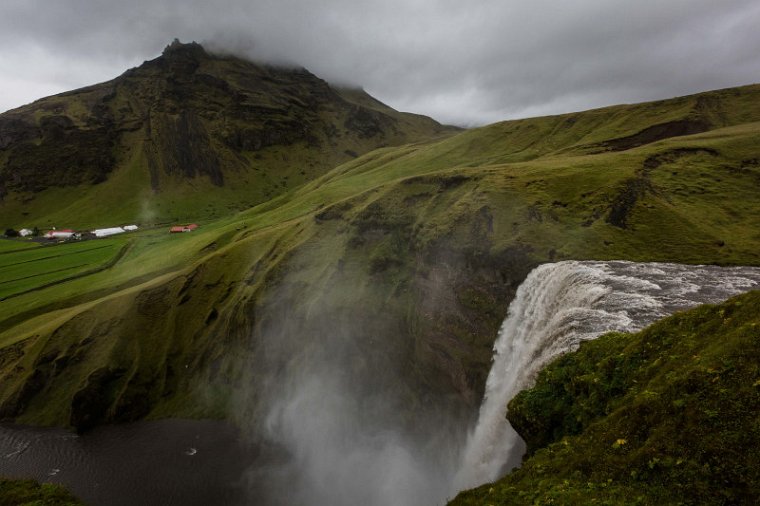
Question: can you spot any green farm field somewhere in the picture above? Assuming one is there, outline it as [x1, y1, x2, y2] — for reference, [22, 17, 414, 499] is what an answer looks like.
[0, 240, 40, 253]
[0, 239, 129, 300]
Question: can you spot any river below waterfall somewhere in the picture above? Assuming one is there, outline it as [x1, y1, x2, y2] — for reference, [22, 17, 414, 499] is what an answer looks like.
[2, 261, 760, 506]
[0, 419, 252, 506]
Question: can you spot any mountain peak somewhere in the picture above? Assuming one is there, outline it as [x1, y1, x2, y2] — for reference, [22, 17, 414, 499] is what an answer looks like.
[161, 39, 208, 59]
[0, 40, 449, 220]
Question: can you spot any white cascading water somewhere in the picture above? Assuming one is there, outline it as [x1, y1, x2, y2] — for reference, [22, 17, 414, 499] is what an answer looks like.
[452, 260, 760, 493]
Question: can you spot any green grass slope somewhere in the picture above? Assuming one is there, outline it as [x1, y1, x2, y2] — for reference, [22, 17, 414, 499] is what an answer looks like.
[0, 83, 759, 432]
[0, 240, 39, 253]
[451, 289, 760, 505]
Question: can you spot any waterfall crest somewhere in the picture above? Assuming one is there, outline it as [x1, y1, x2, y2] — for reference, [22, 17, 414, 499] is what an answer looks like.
[453, 260, 760, 492]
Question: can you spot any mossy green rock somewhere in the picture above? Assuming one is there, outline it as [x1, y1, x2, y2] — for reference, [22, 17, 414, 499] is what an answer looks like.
[0, 479, 83, 506]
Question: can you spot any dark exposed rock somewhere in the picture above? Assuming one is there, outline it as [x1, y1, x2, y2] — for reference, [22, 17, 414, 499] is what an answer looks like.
[314, 201, 352, 222]
[0, 369, 46, 419]
[70, 366, 127, 432]
[601, 119, 709, 152]
[401, 173, 471, 191]
[156, 111, 223, 185]
[0, 118, 38, 150]
[606, 177, 650, 229]
[0, 124, 117, 192]
[39, 115, 74, 140]
[344, 106, 392, 138]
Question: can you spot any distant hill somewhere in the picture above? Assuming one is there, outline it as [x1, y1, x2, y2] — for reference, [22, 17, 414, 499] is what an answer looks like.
[0, 40, 453, 228]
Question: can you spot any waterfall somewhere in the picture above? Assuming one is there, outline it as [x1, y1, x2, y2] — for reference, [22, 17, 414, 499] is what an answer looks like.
[453, 260, 760, 492]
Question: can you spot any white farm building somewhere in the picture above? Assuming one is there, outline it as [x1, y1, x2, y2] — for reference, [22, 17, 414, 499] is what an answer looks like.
[92, 227, 126, 238]
[91, 225, 138, 238]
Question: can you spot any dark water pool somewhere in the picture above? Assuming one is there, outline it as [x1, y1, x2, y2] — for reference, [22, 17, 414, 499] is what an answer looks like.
[0, 419, 254, 505]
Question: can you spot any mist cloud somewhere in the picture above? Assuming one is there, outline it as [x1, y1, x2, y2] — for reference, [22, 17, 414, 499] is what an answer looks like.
[2, 0, 759, 124]
[225, 242, 465, 506]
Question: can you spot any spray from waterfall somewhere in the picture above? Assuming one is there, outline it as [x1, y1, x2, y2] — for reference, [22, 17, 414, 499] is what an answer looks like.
[238, 261, 463, 506]
[452, 260, 760, 492]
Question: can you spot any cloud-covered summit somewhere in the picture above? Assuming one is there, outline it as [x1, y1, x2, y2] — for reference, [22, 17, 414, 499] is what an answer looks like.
[2, 0, 759, 125]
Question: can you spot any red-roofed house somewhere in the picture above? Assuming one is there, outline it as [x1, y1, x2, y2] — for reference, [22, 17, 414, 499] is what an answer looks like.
[170, 224, 199, 233]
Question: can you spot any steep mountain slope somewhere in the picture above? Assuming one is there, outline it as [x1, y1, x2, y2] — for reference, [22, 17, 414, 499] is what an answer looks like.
[1, 82, 760, 439]
[451, 289, 760, 505]
[0, 40, 451, 228]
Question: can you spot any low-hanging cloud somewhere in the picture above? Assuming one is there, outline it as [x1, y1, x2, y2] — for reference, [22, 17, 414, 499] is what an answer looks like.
[1, 0, 759, 125]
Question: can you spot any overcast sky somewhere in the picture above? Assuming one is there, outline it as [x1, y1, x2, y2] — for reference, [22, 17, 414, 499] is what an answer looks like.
[1, 0, 759, 125]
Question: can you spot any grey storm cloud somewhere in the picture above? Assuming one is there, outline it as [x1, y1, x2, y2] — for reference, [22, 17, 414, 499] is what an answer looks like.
[1, 0, 760, 125]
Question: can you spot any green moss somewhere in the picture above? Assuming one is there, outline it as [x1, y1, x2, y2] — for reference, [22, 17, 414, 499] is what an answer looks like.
[0, 479, 82, 506]
[451, 290, 760, 505]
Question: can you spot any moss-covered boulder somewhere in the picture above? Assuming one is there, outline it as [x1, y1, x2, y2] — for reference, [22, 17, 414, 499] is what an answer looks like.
[0, 479, 83, 506]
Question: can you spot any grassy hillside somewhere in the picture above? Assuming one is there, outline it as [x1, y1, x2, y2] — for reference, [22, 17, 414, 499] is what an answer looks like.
[0, 83, 760, 433]
[0, 40, 453, 230]
[451, 289, 760, 505]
